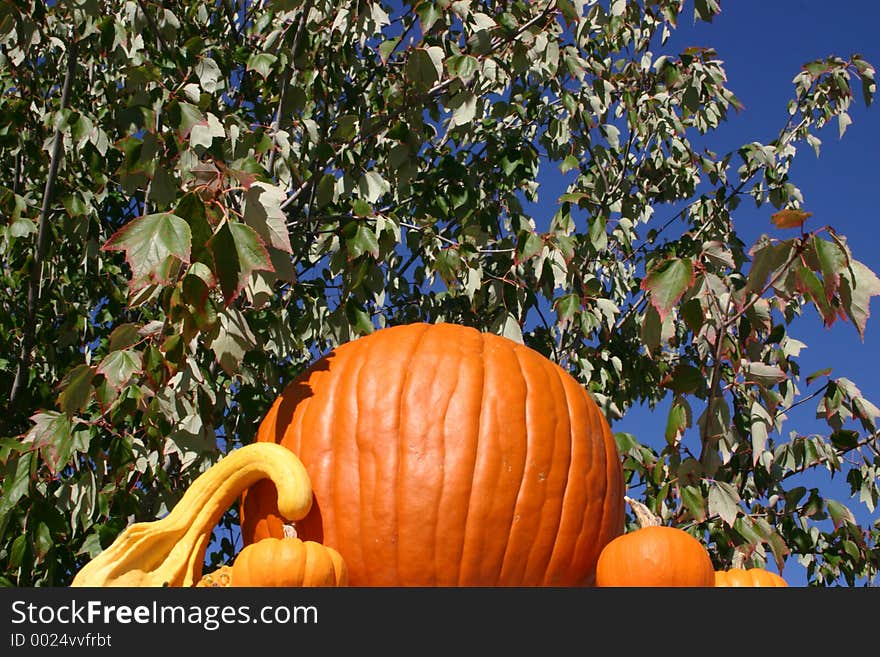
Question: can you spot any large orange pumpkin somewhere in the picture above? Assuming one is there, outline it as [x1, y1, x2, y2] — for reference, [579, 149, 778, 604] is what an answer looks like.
[241, 322, 625, 586]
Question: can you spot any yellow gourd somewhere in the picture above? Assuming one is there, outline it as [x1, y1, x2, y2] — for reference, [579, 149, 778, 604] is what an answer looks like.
[70, 443, 313, 587]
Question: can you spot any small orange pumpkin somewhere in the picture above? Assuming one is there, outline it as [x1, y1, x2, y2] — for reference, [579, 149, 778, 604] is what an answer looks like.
[595, 497, 715, 587]
[231, 528, 348, 587]
[714, 568, 788, 587]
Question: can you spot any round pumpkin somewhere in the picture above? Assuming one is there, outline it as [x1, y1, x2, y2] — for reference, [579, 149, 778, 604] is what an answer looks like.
[241, 322, 625, 586]
[595, 497, 715, 587]
[714, 568, 788, 587]
[231, 537, 348, 587]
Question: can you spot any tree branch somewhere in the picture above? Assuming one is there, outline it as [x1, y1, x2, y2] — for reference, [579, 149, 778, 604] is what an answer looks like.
[9, 38, 79, 414]
[267, 0, 316, 175]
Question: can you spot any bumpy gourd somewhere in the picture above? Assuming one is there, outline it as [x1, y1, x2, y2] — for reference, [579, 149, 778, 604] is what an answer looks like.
[195, 565, 233, 587]
[70, 443, 313, 587]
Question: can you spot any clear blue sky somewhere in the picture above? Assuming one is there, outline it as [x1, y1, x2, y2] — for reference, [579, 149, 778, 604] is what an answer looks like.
[606, 0, 880, 586]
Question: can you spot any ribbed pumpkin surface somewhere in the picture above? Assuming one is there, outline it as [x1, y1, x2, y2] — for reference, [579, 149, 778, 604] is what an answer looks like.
[714, 568, 788, 587]
[231, 537, 348, 587]
[241, 322, 625, 586]
[595, 526, 716, 587]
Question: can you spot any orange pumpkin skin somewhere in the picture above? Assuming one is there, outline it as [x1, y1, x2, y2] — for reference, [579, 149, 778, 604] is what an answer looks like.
[595, 525, 715, 587]
[241, 322, 625, 586]
[231, 537, 348, 587]
[714, 568, 788, 587]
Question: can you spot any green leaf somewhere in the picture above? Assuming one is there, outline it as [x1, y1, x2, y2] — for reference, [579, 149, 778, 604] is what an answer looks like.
[176, 193, 213, 255]
[209, 307, 257, 376]
[405, 47, 443, 88]
[207, 221, 275, 305]
[33, 521, 53, 560]
[243, 182, 293, 254]
[555, 293, 580, 328]
[24, 412, 74, 475]
[171, 101, 204, 137]
[680, 484, 707, 522]
[190, 112, 225, 149]
[664, 399, 689, 445]
[750, 401, 772, 466]
[246, 52, 277, 79]
[449, 89, 478, 126]
[57, 364, 95, 416]
[516, 231, 543, 262]
[708, 480, 741, 526]
[446, 54, 479, 82]
[559, 154, 579, 174]
[316, 173, 337, 208]
[149, 165, 179, 209]
[96, 350, 143, 390]
[8, 534, 27, 569]
[101, 213, 192, 292]
[359, 171, 390, 203]
[806, 367, 833, 385]
[640, 257, 695, 321]
[0, 451, 33, 521]
[743, 362, 787, 386]
[195, 56, 222, 92]
[694, 0, 720, 22]
[746, 240, 793, 294]
[346, 224, 381, 260]
[661, 364, 704, 394]
[826, 499, 856, 530]
[812, 236, 846, 298]
[345, 298, 374, 335]
[378, 37, 401, 63]
[417, 1, 442, 33]
[839, 258, 880, 340]
[108, 323, 142, 351]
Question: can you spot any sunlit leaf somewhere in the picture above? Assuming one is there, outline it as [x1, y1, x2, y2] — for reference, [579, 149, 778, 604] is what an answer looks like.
[101, 213, 192, 292]
[771, 208, 812, 229]
[839, 258, 880, 339]
[708, 481, 741, 526]
[640, 257, 695, 321]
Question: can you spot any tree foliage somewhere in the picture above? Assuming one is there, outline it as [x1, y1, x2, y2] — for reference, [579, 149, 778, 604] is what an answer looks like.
[1, 0, 878, 586]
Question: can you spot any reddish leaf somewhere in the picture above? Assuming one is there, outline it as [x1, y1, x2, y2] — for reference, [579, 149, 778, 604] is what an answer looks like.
[640, 257, 695, 322]
[23, 412, 74, 476]
[771, 208, 812, 229]
[839, 258, 880, 340]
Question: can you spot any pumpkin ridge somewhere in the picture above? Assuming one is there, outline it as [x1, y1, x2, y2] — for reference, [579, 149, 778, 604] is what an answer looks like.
[430, 329, 472, 586]
[538, 356, 578, 585]
[318, 340, 364, 579]
[501, 343, 563, 585]
[392, 322, 435, 585]
[492, 337, 533, 585]
[550, 364, 592, 585]
[451, 327, 485, 585]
